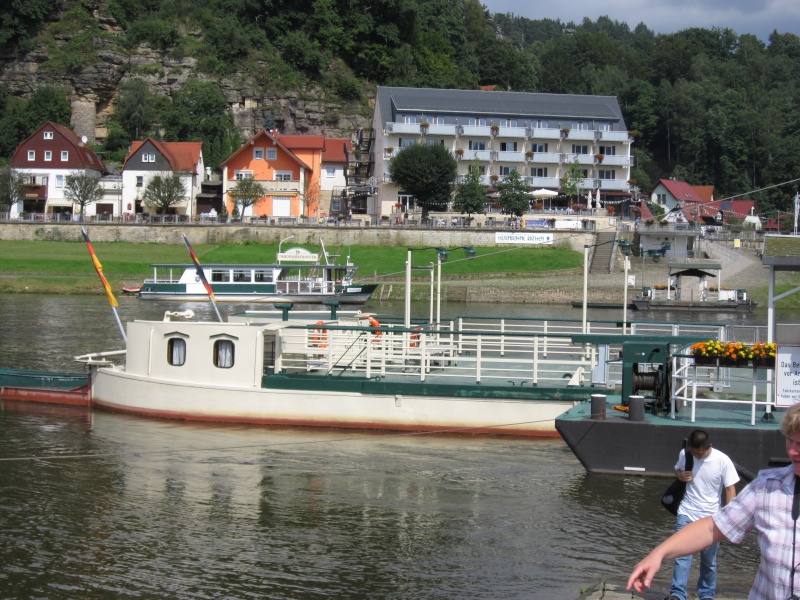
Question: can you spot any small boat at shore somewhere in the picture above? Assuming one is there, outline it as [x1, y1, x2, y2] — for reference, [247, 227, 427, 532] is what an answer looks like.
[136, 241, 377, 304]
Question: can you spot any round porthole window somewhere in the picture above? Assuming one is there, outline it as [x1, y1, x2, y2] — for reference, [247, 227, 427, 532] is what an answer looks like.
[195, 276, 200, 282]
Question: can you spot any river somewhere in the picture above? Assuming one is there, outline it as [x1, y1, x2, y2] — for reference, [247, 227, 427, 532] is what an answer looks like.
[0, 295, 780, 598]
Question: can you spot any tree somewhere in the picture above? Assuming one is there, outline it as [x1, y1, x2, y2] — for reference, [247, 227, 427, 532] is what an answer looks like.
[23, 86, 71, 136]
[115, 78, 152, 140]
[229, 178, 266, 216]
[141, 172, 185, 215]
[559, 157, 585, 205]
[64, 172, 103, 221]
[452, 160, 487, 217]
[388, 144, 457, 219]
[495, 169, 530, 216]
[0, 166, 24, 213]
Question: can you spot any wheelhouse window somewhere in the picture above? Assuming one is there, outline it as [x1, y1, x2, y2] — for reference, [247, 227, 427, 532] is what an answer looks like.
[254, 269, 273, 282]
[167, 338, 187, 366]
[211, 270, 230, 282]
[214, 340, 235, 369]
[233, 269, 250, 282]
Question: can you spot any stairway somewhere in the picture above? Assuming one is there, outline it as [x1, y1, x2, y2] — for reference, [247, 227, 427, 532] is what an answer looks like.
[589, 231, 617, 274]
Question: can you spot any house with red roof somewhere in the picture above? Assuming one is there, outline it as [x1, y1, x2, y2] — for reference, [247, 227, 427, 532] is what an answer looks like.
[220, 130, 352, 220]
[10, 121, 107, 219]
[121, 138, 204, 217]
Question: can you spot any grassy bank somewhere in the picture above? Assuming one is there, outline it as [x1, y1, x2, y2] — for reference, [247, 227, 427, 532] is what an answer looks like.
[0, 240, 581, 296]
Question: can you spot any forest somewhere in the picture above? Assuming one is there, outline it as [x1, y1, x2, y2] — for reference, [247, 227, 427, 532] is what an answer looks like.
[1, 0, 799, 219]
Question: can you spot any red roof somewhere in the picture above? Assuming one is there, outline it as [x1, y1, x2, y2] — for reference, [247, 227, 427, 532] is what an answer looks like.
[654, 178, 703, 203]
[275, 134, 325, 150]
[322, 138, 351, 163]
[220, 129, 311, 171]
[693, 185, 715, 202]
[12, 120, 107, 172]
[124, 139, 203, 173]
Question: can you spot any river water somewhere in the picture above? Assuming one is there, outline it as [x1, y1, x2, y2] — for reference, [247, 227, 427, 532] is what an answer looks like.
[0, 295, 780, 598]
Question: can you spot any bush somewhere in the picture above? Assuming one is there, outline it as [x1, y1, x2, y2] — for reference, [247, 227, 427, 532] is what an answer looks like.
[127, 17, 179, 51]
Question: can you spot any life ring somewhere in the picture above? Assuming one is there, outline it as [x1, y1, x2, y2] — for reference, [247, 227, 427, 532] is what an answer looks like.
[312, 320, 328, 348]
[410, 327, 421, 348]
[361, 315, 382, 341]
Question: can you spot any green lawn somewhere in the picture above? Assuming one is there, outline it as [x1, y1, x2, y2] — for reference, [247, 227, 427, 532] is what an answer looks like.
[0, 240, 581, 295]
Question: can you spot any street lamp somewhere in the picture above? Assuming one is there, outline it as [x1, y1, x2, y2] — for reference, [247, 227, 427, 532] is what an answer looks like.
[406, 246, 476, 328]
[278, 235, 294, 260]
[582, 239, 633, 334]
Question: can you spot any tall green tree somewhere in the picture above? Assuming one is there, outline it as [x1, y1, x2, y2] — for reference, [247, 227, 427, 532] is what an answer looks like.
[560, 157, 585, 205]
[388, 143, 457, 219]
[64, 172, 103, 221]
[116, 78, 153, 140]
[141, 173, 185, 215]
[495, 169, 530, 216]
[0, 165, 25, 212]
[452, 160, 487, 217]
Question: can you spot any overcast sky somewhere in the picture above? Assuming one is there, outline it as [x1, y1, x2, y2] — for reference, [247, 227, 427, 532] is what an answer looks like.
[481, 0, 800, 42]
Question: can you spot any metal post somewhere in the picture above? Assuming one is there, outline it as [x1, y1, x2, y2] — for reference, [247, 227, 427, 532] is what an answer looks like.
[404, 248, 411, 328]
[582, 244, 590, 334]
[622, 256, 629, 335]
[436, 252, 442, 328]
[429, 263, 434, 325]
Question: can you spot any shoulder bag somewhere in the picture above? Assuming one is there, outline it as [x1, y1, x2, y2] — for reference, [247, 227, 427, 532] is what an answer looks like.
[661, 446, 694, 515]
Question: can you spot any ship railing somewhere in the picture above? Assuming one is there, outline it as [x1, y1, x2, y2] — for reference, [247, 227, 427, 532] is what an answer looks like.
[670, 355, 775, 426]
[282, 324, 614, 387]
[276, 280, 335, 294]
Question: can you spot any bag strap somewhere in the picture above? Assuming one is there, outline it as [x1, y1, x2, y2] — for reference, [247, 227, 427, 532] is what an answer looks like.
[683, 447, 694, 472]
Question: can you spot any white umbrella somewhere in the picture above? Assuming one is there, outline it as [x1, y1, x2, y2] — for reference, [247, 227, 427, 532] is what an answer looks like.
[529, 188, 558, 199]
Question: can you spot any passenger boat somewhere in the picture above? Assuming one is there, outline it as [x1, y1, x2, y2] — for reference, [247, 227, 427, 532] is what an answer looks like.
[136, 242, 377, 304]
[556, 350, 785, 479]
[631, 261, 757, 313]
[67, 311, 732, 438]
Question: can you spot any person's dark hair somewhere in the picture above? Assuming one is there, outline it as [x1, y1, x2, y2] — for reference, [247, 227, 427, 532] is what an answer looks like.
[688, 430, 710, 449]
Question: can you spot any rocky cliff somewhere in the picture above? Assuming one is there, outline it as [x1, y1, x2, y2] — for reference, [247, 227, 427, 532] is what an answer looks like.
[0, 1, 373, 145]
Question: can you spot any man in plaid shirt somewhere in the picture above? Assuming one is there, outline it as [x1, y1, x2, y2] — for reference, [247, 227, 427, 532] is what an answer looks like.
[628, 402, 800, 600]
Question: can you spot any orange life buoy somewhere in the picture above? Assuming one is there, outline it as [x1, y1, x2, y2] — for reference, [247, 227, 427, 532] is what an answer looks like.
[312, 320, 328, 348]
[410, 327, 421, 348]
[361, 315, 382, 342]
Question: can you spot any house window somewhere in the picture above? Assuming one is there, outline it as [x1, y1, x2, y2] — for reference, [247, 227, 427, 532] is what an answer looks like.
[598, 146, 616, 156]
[27, 151, 35, 161]
[43, 131, 53, 140]
[398, 194, 415, 210]
[502, 119, 517, 127]
[531, 143, 548, 153]
[598, 123, 611, 131]
[468, 118, 487, 126]
[254, 148, 264, 160]
[429, 116, 444, 124]
[598, 169, 616, 180]
[535, 120, 548, 129]
[425, 138, 444, 146]
[403, 115, 418, 124]
[61, 151, 69, 161]
[656, 193, 667, 205]
[398, 138, 415, 148]
[136, 176, 143, 187]
[468, 140, 486, 151]
[275, 171, 292, 181]
[325, 167, 335, 178]
[55, 175, 65, 188]
[499, 166, 517, 176]
[572, 121, 589, 130]
[572, 145, 589, 154]
[142, 153, 155, 162]
[499, 142, 517, 152]
[44, 151, 52, 161]
[531, 167, 548, 177]
[579, 169, 588, 178]
[214, 339, 235, 369]
[167, 338, 186, 366]
[234, 171, 254, 180]
[468, 164, 485, 175]
[266, 148, 277, 160]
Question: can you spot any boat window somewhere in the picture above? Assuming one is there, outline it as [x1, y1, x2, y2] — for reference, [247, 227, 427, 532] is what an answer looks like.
[233, 270, 250, 282]
[214, 340, 234, 368]
[254, 270, 273, 282]
[211, 270, 230, 282]
[167, 338, 186, 366]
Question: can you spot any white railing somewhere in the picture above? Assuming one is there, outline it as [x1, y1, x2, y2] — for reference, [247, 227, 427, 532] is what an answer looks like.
[532, 128, 562, 140]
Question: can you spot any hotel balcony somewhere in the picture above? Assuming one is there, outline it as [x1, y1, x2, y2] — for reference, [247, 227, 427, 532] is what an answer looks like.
[529, 152, 562, 164]
[461, 149, 492, 161]
[600, 130, 630, 142]
[600, 155, 632, 167]
[496, 151, 526, 163]
[426, 124, 457, 136]
[386, 122, 423, 134]
[566, 129, 598, 141]
[526, 176, 561, 188]
[496, 126, 528, 139]
[597, 179, 631, 191]
[461, 125, 493, 137]
[532, 128, 563, 140]
[563, 153, 597, 166]
[260, 180, 303, 194]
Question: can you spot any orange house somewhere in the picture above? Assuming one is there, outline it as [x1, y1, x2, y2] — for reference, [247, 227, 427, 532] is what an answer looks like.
[220, 130, 322, 218]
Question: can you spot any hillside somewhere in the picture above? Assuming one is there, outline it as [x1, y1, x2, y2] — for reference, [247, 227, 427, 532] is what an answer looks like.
[1, 0, 800, 217]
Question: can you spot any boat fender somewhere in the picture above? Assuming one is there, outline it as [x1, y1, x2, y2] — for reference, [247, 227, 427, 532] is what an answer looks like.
[312, 320, 328, 348]
[410, 327, 421, 348]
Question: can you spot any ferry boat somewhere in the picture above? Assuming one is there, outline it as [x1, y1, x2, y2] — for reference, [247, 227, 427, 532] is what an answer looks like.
[63, 311, 734, 438]
[137, 242, 377, 304]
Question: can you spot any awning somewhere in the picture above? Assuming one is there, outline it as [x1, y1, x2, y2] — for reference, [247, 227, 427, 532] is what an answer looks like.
[671, 268, 717, 278]
[46, 198, 75, 207]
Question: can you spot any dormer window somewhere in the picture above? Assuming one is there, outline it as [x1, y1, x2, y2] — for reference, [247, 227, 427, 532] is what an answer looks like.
[44, 131, 53, 139]
[142, 153, 155, 163]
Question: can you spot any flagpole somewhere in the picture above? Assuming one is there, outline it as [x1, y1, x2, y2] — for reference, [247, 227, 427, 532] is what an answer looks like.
[81, 227, 127, 342]
[181, 234, 223, 322]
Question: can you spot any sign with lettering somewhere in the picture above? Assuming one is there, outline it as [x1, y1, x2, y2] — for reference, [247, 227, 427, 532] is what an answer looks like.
[495, 232, 554, 245]
[776, 345, 800, 406]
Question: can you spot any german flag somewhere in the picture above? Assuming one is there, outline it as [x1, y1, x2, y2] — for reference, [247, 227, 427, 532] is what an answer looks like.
[81, 228, 118, 307]
[182, 234, 216, 302]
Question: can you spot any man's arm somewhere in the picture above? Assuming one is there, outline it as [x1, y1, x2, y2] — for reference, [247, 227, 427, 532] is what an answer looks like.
[627, 516, 727, 593]
[724, 484, 736, 504]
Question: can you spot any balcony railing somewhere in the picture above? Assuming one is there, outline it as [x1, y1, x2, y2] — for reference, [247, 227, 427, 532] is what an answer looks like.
[461, 149, 492, 161]
[566, 129, 598, 141]
[600, 131, 630, 142]
[461, 125, 493, 137]
[597, 179, 630, 191]
[601, 155, 631, 167]
[496, 126, 527, 139]
[529, 152, 561, 164]
[563, 153, 596, 166]
[260, 180, 302, 193]
[526, 176, 561, 188]
[426, 124, 457, 136]
[386, 123, 423, 134]
[496, 151, 525, 163]
[532, 128, 562, 140]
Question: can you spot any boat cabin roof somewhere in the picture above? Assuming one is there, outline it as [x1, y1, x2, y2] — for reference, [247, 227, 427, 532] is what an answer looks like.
[149, 263, 354, 270]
